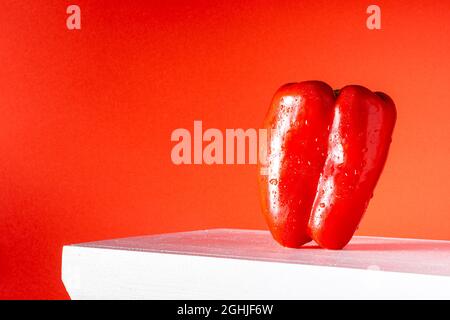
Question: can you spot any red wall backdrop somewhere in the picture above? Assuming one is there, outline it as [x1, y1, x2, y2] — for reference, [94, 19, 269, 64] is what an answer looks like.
[0, 1, 449, 299]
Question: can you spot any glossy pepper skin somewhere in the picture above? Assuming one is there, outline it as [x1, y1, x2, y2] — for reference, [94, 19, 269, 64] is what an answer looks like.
[258, 81, 335, 247]
[258, 81, 396, 249]
[308, 85, 397, 249]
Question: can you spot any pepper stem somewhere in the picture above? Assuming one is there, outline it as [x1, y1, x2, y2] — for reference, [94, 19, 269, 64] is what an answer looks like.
[333, 89, 340, 98]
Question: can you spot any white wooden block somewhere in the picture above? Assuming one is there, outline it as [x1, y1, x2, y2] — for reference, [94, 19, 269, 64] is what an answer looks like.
[62, 229, 450, 299]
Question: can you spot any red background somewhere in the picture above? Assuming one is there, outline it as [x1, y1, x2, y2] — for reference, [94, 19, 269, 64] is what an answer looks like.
[0, 1, 449, 299]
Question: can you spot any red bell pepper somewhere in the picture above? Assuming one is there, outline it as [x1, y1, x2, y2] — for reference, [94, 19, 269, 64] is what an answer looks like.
[258, 81, 396, 249]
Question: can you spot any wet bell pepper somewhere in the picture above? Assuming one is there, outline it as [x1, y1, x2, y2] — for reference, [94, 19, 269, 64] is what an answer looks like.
[258, 81, 396, 249]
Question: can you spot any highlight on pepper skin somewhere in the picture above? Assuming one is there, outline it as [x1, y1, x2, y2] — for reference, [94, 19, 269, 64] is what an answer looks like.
[258, 81, 397, 250]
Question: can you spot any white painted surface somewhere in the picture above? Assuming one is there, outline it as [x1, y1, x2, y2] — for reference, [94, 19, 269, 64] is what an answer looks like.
[62, 229, 450, 299]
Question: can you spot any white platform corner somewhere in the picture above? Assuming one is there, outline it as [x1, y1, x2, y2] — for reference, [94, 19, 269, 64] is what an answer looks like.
[61, 228, 450, 300]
